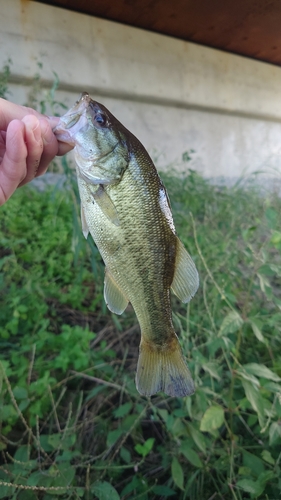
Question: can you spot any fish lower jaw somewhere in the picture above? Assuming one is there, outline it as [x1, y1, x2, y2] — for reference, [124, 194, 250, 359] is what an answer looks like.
[53, 128, 76, 145]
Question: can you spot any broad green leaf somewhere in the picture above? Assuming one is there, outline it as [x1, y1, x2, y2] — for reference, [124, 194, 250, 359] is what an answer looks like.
[257, 470, 275, 487]
[48, 433, 61, 449]
[113, 402, 132, 418]
[76, 487, 85, 496]
[200, 405, 224, 432]
[243, 451, 264, 477]
[120, 446, 131, 464]
[170, 417, 186, 437]
[180, 442, 203, 468]
[257, 273, 271, 294]
[271, 230, 281, 245]
[157, 408, 168, 421]
[27, 471, 52, 488]
[0, 485, 14, 499]
[218, 310, 243, 336]
[173, 409, 188, 417]
[238, 466, 252, 476]
[14, 445, 29, 463]
[120, 414, 139, 432]
[106, 429, 123, 448]
[236, 368, 260, 387]
[18, 399, 30, 412]
[134, 438, 155, 457]
[39, 435, 54, 452]
[0, 404, 17, 421]
[261, 450, 275, 465]
[265, 207, 277, 229]
[202, 362, 221, 380]
[13, 386, 28, 399]
[121, 476, 143, 497]
[248, 319, 266, 344]
[186, 422, 207, 454]
[263, 381, 281, 394]
[241, 380, 265, 427]
[60, 433, 76, 451]
[236, 478, 263, 496]
[171, 457, 184, 490]
[269, 421, 281, 445]
[91, 481, 120, 500]
[243, 363, 280, 382]
[51, 463, 75, 487]
[18, 491, 37, 500]
[276, 397, 281, 418]
[86, 386, 105, 400]
[152, 485, 177, 497]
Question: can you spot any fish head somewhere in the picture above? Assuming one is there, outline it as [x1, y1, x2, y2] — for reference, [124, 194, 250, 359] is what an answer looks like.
[54, 92, 130, 185]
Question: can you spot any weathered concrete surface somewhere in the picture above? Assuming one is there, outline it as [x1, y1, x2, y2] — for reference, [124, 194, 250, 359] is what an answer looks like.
[1, 0, 281, 178]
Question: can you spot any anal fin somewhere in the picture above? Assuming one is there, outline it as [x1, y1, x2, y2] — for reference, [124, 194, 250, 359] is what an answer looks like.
[171, 237, 199, 303]
[104, 268, 129, 315]
[136, 336, 195, 397]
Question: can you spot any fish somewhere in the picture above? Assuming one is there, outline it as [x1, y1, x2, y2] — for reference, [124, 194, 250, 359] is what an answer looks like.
[54, 92, 199, 397]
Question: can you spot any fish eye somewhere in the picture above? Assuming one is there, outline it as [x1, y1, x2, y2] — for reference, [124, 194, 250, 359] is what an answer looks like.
[94, 113, 108, 127]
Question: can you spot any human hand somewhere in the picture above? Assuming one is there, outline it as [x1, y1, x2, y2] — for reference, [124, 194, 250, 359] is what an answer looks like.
[0, 98, 73, 206]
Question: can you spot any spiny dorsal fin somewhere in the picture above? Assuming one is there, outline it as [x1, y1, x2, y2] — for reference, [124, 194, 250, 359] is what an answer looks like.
[81, 205, 89, 239]
[92, 185, 120, 226]
[104, 268, 129, 315]
[171, 237, 199, 303]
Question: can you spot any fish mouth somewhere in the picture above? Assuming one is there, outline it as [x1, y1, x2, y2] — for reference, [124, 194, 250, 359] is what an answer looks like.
[53, 112, 88, 145]
[53, 92, 91, 145]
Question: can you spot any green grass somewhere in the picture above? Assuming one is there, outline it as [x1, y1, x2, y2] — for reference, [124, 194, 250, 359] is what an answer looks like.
[0, 167, 281, 500]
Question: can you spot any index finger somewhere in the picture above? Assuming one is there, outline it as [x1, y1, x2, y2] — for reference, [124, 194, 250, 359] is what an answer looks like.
[0, 98, 42, 130]
[0, 119, 28, 205]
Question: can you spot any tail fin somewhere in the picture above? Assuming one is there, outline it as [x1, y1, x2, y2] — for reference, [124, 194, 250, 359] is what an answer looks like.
[136, 336, 195, 397]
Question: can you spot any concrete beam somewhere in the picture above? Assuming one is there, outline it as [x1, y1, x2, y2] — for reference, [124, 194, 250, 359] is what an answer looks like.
[1, 0, 281, 179]
[1, 0, 281, 121]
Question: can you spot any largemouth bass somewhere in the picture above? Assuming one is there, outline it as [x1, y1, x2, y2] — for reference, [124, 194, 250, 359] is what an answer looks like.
[54, 93, 199, 397]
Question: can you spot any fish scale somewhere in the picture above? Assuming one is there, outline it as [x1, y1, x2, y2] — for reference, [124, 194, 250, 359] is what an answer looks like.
[54, 92, 199, 397]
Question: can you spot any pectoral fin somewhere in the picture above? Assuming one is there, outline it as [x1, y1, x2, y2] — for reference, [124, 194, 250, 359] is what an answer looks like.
[81, 205, 89, 239]
[171, 237, 199, 303]
[92, 185, 120, 226]
[104, 269, 129, 315]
